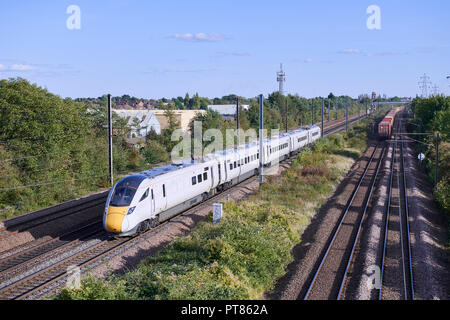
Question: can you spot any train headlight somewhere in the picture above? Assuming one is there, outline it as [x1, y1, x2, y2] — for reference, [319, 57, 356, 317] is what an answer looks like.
[126, 206, 136, 215]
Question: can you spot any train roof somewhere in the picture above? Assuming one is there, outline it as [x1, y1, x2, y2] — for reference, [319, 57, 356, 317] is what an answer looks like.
[138, 162, 197, 179]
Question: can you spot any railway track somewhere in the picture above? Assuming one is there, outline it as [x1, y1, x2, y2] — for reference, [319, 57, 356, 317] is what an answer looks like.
[0, 220, 103, 285]
[0, 114, 367, 300]
[379, 115, 414, 300]
[0, 171, 262, 300]
[302, 143, 385, 300]
[0, 195, 107, 241]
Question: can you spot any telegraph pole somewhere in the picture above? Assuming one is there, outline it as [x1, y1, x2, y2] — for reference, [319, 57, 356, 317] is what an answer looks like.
[259, 94, 264, 184]
[358, 99, 360, 119]
[327, 98, 330, 122]
[435, 133, 440, 186]
[345, 98, 348, 132]
[321, 98, 324, 137]
[107, 94, 113, 187]
[285, 98, 288, 133]
[335, 98, 338, 120]
[236, 96, 240, 148]
[311, 100, 314, 125]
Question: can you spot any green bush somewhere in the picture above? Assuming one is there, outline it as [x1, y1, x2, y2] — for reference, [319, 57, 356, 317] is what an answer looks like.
[141, 140, 169, 164]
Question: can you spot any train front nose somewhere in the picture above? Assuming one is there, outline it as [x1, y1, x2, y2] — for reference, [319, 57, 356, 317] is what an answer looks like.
[105, 206, 129, 233]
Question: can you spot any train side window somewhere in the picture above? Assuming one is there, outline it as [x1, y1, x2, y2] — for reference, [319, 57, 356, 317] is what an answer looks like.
[151, 189, 154, 199]
[245, 157, 248, 164]
[198, 174, 202, 183]
[192, 176, 197, 185]
[230, 163, 233, 170]
[203, 172, 207, 180]
[140, 188, 149, 202]
[163, 184, 166, 197]
[234, 161, 237, 168]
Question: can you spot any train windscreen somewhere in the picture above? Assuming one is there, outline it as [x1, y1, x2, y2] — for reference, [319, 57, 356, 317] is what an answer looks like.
[109, 175, 145, 207]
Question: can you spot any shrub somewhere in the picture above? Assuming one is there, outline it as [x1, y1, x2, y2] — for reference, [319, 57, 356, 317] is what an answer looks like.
[141, 140, 169, 164]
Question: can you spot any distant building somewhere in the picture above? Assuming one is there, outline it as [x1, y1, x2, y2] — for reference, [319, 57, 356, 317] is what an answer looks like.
[113, 109, 206, 133]
[151, 109, 206, 131]
[371, 92, 377, 100]
[113, 110, 161, 137]
[207, 104, 250, 119]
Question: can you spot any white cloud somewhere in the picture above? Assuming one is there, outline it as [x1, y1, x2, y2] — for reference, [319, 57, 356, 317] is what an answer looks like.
[9, 64, 36, 71]
[304, 58, 313, 63]
[339, 49, 362, 54]
[0, 64, 5, 70]
[216, 51, 250, 57]
[143, 67, 218, 74]
[171, 33, 227, 42]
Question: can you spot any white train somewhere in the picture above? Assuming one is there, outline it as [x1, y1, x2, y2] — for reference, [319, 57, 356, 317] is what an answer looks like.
[104, 125, 321, 236]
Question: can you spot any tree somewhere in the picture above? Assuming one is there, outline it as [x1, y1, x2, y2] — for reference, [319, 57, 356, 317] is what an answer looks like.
[141, 140, 168, 164]
[184, 93, 190, 107]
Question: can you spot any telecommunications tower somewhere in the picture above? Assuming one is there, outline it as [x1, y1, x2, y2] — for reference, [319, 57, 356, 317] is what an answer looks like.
[277, 63, 286, 95]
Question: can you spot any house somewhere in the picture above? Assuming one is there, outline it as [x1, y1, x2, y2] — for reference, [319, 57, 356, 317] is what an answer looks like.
[113, 109, 206, 134]
[113, 110, 161, 137]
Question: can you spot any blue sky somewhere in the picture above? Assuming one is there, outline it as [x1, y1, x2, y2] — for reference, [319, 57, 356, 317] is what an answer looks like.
[1, 0, 449, 99]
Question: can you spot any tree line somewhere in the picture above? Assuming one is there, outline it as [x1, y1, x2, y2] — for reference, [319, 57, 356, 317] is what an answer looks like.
[409, 95, 449, 219]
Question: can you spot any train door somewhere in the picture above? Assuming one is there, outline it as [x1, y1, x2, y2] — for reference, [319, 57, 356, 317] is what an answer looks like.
[218, 163, 222, 184]
[224, 161, 228, 181]
[150, 189, 155, 216]
[210, 167, 214, 187]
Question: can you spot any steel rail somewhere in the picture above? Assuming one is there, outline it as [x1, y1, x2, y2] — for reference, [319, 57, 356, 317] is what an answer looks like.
[337, 145, 385, 299]
[379, 114, 414, 300]
[303, 144, 380, 300]
[400, 125, 414, 300]
[379, 141, 395, 300]
[0, 221, 103, 284]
